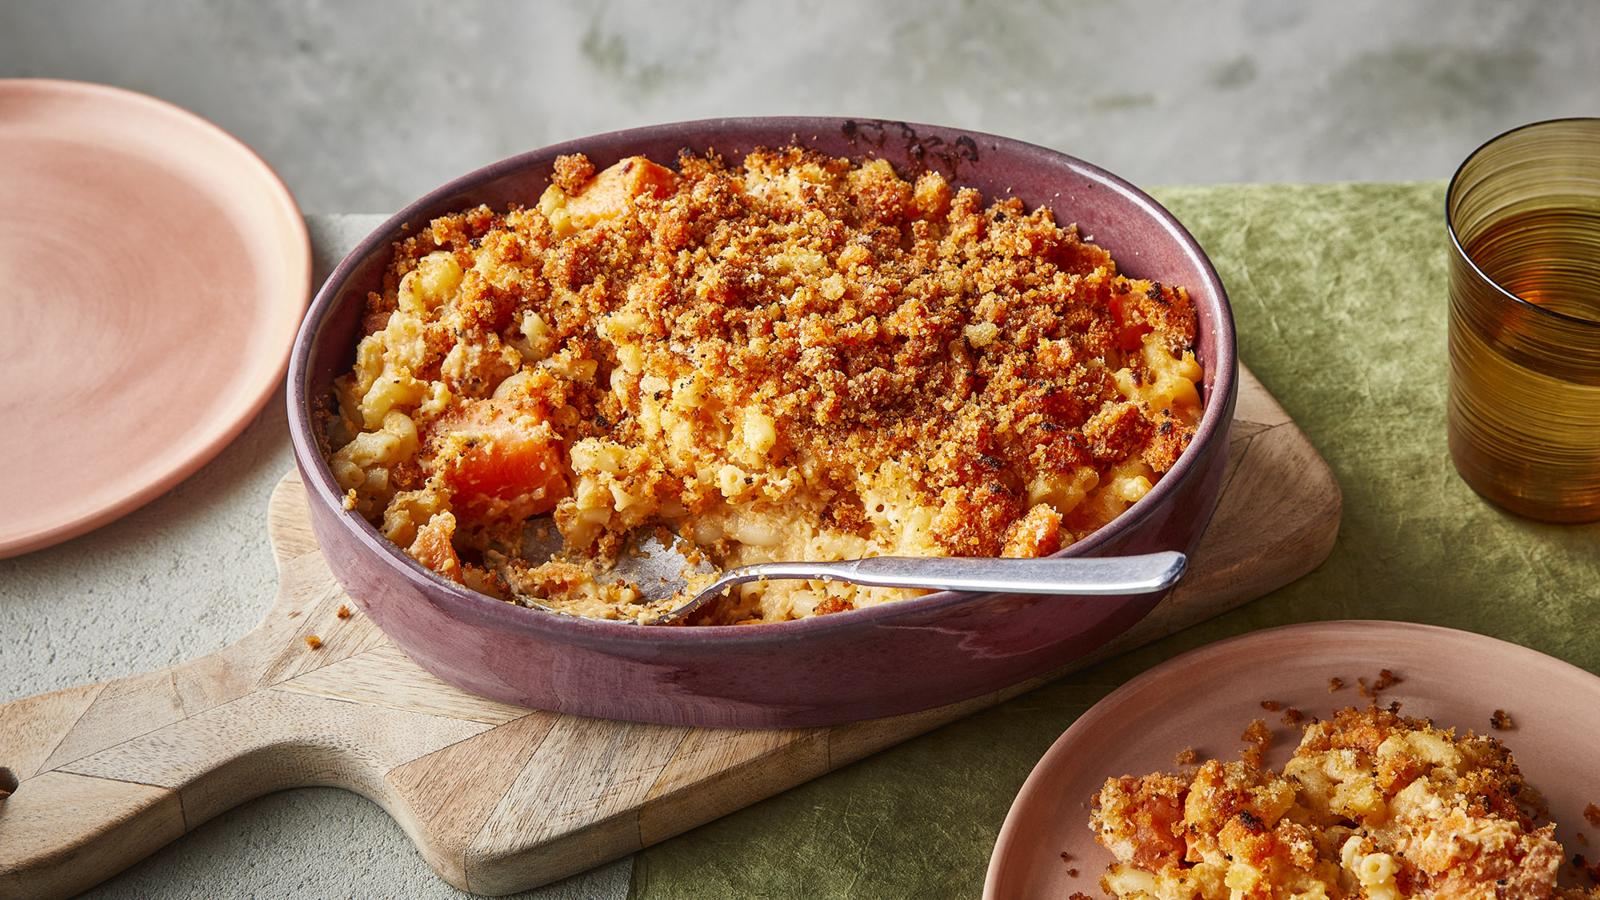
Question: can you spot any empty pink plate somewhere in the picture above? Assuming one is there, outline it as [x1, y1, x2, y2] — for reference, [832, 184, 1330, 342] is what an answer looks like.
[0, 79, 309, 557]
[986, 620, 1600, 898]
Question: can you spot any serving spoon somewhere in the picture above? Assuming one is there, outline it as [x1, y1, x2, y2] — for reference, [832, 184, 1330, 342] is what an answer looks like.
[517, 525, 1187, 624]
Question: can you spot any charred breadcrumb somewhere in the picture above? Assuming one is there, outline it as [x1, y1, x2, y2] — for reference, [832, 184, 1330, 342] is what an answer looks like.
[1328, 676, 1345, 692]
[551, 153, 596, 194]
[812, 597, 855, 616]
[1355, 668, 1404, 705]
[1090, 706, 1600, 899]
[327, 148, 1202, 624]
[1491, 708, 1515, 731]
[1240, 718, 1273, 768]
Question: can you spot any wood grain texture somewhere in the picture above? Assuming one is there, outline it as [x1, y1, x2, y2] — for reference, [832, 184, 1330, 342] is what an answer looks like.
[0, 364, 1338, 898]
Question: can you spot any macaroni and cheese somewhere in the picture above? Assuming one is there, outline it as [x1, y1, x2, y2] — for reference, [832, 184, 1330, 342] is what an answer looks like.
[1090, 706, 1596, 899]
[322, 147, 1203, 623]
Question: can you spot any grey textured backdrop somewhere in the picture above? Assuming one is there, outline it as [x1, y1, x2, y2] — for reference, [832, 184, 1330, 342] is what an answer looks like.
[2, 1, 1597, 898]
[4, 0, 1598, 212]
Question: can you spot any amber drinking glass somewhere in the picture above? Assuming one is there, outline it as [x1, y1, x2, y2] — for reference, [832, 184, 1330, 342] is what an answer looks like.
[1447, 118, 1600, 522]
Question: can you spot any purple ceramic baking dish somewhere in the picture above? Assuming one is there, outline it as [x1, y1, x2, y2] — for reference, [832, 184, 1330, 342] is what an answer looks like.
[286, 117, 1236, 729]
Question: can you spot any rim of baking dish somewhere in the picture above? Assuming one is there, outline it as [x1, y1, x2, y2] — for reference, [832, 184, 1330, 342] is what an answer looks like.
[287, 116, 1237, 648]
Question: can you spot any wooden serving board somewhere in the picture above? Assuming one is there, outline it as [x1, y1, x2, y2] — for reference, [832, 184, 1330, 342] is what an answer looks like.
[0, 364, 1339, 899]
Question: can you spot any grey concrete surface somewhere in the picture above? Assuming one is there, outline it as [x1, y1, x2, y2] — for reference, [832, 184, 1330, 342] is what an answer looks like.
[3, 1, 1597, 213]
[2, 1, 1598, 897]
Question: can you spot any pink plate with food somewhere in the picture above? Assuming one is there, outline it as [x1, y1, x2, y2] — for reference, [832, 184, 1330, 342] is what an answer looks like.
[0, 78, 308, 557]
[987, 620, 1600, 899]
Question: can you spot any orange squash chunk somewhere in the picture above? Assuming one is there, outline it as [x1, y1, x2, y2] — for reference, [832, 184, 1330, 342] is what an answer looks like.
[430, 400, 568, 523]
[565, 156, 677, 225]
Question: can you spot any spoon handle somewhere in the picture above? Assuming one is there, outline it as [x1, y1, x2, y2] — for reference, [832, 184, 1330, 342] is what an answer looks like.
[723, 551, 1187, 597]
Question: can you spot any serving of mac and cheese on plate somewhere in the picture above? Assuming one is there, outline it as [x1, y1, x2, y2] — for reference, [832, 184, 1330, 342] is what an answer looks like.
[1092, 705, 1597, 900]
[986, 622, 1600, 900]
[322, 147, 1203, 624]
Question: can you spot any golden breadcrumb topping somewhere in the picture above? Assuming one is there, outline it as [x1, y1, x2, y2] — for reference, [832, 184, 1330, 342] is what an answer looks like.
[323, 147, 1202, 623]
[1090, 706, 1597, 899]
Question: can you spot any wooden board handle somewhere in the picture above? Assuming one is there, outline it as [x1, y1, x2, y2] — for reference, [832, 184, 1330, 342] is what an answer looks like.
[0, 478, 524, 898]
[0, 618, 352, 900]
[0, 478, 459, 899]
[0, 671, 201, 899]
[0, 631, 495, 897]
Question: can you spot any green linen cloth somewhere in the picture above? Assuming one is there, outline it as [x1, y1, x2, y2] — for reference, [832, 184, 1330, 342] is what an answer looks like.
[628, 182, 1600, 899]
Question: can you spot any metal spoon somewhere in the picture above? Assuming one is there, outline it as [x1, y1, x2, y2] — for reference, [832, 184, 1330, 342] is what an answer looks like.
[651, 549, 1188, 624]
[512, 523, 1186, 624]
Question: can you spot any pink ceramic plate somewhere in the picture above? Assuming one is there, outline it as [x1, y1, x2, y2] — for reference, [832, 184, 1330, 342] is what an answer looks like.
[986, 620, 1600, 898]
[0, 79, 309, 557]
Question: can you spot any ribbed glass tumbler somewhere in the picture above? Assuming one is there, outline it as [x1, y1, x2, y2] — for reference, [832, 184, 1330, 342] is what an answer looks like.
[1447, 118, 1600, 522]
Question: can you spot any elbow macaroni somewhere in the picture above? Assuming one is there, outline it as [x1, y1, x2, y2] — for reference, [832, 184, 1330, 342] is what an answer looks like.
[1091, 706, 1578, 900]
[324, 149, 1204, 623]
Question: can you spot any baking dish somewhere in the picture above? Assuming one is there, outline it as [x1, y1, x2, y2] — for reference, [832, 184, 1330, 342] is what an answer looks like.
[286, 117, 1237, 728]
